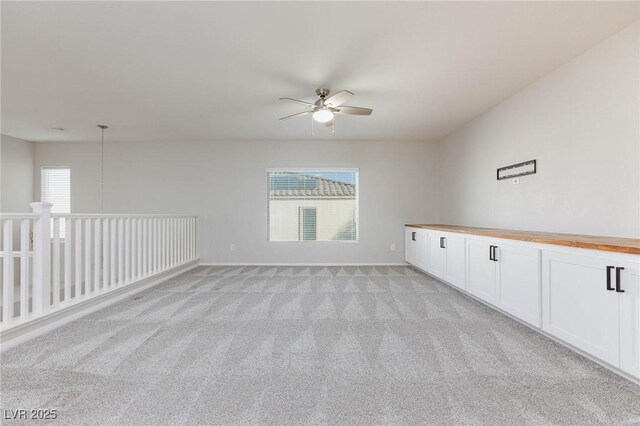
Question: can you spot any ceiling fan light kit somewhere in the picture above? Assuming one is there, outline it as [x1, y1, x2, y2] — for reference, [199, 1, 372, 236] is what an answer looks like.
[279, 88, 372, 133]
[312, 108, 334, 123]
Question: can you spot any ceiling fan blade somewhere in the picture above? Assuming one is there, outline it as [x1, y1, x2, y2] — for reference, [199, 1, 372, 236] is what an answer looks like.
[279, 111, 311, 121]
[324, 90, 353, 108]
[335, 106, 373, 116]
[279, 97, 315, 107]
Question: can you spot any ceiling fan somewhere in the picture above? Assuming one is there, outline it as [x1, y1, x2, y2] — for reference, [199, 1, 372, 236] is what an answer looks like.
[279, 88, 372, 127]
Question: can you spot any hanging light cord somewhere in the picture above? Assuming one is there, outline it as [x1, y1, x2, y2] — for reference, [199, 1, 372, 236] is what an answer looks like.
[97, 124, 108, 214]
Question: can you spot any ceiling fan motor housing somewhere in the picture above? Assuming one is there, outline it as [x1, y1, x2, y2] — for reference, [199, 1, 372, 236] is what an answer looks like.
[315, 88, 330, 99]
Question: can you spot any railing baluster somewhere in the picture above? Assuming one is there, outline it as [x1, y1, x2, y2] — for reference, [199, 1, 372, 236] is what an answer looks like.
[176, 218, 180, 265]
[137, 218, 143, 278]
[187, 218, 191, 260]
[84, 218, 92, 296]
[152, 218, 155, 271]
[52, 218, 61, 307]
[75, 219, 82, 299]
[141, 218, 147, 277]
[110, 218, 116, 287]
[191, 217, 195, 260]
[179, 218, 184, 264]
[31, 202, 52, 314]
[184, 218, 189, 261]
[167, 218, 170, 267]
[184, 218, 188, 262]
[118, 218, 124, 285]
[188, 217, 192, 260]
[162, 218, 167, 270]
[131, 218, 137, 280]
[125, 218, 131, 284]
[175, 218, 178, 265]
[153, 218, 159, 272]
[94, 218, 101, 293]
[167, 218, 171, 268]
[64, 218, 71, 303]
[20, 219, 30, 318]
[3, 220, 15, 324]
[175, 218, 179, 265]
[171, 218, 176, 267]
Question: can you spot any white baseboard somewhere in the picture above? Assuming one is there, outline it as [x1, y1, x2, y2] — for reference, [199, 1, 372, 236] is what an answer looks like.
[0, 259, 199, 351]
[199, 262, 408, 266]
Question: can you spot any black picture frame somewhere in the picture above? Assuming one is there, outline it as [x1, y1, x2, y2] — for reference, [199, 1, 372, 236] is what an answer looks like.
[497, 159, 536, 180]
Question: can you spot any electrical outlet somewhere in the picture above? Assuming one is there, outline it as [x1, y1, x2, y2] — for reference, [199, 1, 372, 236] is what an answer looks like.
[390, 243, 396, 251]
[230, 243, 236, 252]
[512, 177, 520, 185]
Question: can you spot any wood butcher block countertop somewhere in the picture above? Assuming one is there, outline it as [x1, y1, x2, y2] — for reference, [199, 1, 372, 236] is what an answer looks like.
[405, 224, 640, 255]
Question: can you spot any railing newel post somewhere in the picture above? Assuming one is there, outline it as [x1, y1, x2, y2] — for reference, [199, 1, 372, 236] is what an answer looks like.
[30, 202, 53, 315]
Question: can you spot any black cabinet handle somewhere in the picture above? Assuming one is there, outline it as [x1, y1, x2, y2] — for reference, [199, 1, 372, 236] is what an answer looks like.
[616, 267, 625, 293]
[412, 232, 416, 241]
[440, 237, 445, 249]
[492, 246, 498, 262]
[489, 245, 494, 261]
[606, 266, 615, 291]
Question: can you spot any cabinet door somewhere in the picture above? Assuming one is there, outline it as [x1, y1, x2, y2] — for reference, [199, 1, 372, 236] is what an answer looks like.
[542, 251, 620, 367]
[466, 238, 497, 303]
[618, 260, 640, 378]
[427, 232, 446, 279]
[404, 228, 417, 265]
[444, 234, 466, 290]
[414, 229, 430, 271]
[496, 243, 541, 327]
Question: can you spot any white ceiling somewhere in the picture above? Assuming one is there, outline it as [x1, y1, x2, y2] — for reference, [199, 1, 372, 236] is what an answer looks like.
[2, 1, 638, 143]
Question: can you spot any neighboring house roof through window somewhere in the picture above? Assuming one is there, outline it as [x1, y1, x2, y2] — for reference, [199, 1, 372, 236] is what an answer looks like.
[269, 172, 356, 198]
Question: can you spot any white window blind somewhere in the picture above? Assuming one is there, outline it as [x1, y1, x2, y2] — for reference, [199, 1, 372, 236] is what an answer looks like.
[42, 167, 70, 238]
[267, 169, 359, 242]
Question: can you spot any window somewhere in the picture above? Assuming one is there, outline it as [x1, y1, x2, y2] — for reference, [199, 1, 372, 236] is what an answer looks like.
[267, 169, 358, 242]
[299, 207, 317, 241]
[42, 167, 70, 238]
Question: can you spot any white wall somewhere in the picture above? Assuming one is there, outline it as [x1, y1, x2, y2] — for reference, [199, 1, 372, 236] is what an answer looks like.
[0, 134, 34, 212]
[34, 140, 440, 263]
[438, 22, 640, 238]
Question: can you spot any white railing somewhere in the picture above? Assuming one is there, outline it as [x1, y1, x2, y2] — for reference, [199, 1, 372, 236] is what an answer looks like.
[0, 202, 197, 331]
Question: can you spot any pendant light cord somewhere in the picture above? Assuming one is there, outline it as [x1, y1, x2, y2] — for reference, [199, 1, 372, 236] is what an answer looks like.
[97, 124, 108, 214]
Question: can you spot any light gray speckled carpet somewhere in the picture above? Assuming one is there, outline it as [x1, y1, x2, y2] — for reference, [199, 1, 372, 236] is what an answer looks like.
[2, 265, 640, 425]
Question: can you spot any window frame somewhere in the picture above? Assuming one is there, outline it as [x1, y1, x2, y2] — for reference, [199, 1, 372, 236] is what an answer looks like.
[266, 167, 360, 243]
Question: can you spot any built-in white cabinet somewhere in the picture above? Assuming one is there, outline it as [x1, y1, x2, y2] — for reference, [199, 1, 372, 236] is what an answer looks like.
[466, 238, 497, 303]
[466, 238, 541, 326]
[405, 227, 417, 266]
[426, 231, 466, 290]
[495, 243, 541, 327]
[427, 232, 446, 278]
[618, 260, 640, 378]
[543, 251, 639, 376]
[404, 225, 639, 381]
[406, 227, 466, 290]
[443, 234, 466, 290]
[405, 227, 428, 271]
